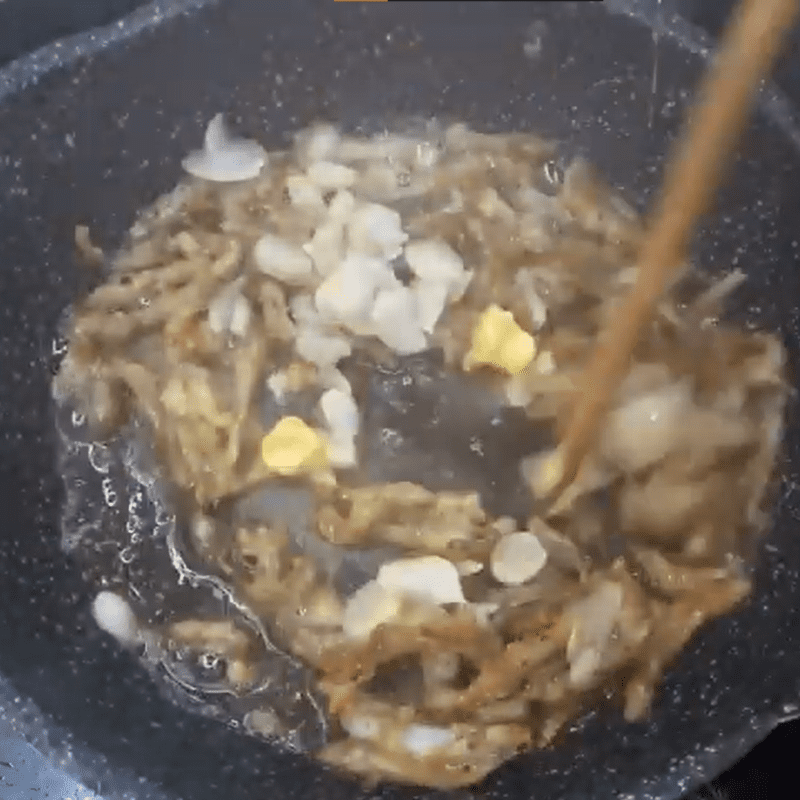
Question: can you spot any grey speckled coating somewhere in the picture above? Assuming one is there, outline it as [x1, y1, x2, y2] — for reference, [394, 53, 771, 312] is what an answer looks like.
[0, 0, 215, 103]
[1, 1, 800, 800]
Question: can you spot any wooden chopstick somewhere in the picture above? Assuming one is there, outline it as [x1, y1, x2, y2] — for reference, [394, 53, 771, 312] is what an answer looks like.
[541, 0, 800, 503]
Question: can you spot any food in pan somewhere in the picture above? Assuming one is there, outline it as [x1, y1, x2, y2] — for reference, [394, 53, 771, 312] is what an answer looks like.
[54, 115, 787, 788]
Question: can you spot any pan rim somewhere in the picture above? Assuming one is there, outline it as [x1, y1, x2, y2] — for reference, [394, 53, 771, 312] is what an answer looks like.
[0, 2, 798, 800]
[0, 0, 218, 104]
[1, 0, 798, 151]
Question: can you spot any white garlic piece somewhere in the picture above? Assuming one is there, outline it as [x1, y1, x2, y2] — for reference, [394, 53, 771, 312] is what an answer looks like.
[377, 556, 466, 606]
[307, 160, 357, 190]
[371, 286, 428, 355]
[320, 388, 359, 439]
[343, 580, 402, 640]
[295, 327, 352, 368]
[348, 202, 408, 260]
[414, 281, 450, 334]
[315, 253, 398, 328]
[404, 238, 467, 288]
[253, 234, 313, 283]
[182, 114, 267, 182]
[286, 174, 325, 211]
[92, 592, 139, 645]
[490, 531, 548, 585]
[402, 724, 456, 756]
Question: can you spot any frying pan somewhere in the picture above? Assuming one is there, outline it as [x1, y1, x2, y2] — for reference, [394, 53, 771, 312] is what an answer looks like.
[1, 1, 800, 799]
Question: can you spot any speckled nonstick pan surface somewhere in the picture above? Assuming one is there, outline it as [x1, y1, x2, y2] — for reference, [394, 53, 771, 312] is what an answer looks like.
[1, 2, 800, 799]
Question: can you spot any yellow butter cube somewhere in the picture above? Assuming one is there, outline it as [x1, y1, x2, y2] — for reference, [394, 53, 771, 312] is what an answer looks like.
[261, 416, 329, 475]
[463, 304, 536, 375]
[532, 447, 564, 497]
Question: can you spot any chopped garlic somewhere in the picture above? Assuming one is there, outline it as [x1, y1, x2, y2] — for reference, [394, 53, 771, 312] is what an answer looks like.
[414, 281, 450, 334]
[261, 416, 328, 475]
[303, 220, 347, 277]
[343, 580, 402, 639]
[301, 190, 355, 277]
[463, 304, 536, 374]
[192, 515, 215, 550]
[601, 380, 693, 472]
[289, 293, 320, 326]
[208, 289, 251, 338]
[617, 265, 639, 285]
[490, 531, 548, 585]
[337, 133, 418, 163]
[401, 724, 456, 756]
[342, 714, 381, 741]
[267, 371, 289, 403]
[478, 187, 515, 221]
[286, 174, 325, 210]
[328, 189, 356, 222]
[228, 294, 252, 337]
[208, 278, 250, 337]
[566, 581, 624, 687]
[182, 114, 267, 182]
[244, 709, 281, 737]
[253, 234, 313, 283]
[371, 286, 428, 354]
[416, 141, 440, 169]
[320, 387, 360, 468]
[348, 202, 408, 260]
[296, 124, 341, 165]
[295, 327, 352, 368]
[326, 436, 358, 468]
[315, 253, 396, 327]
[505, 374, 533, 407]
[172, 230, 200, 257]
[315, 269, 374, 325]
[471, 602, 500, 626]
[536, 350, 556, 375]
[318, 367, 352, 394]
[493, 516, 518, 536]
[92, 591, 139, 645]
[307, 161, 357, 190]
[377, 556, 466, 606]
[404, 239, 472, 321]
[320, 388, 359, 438]
[515, 270, 548, 331]
[404, 238, 466, 285]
